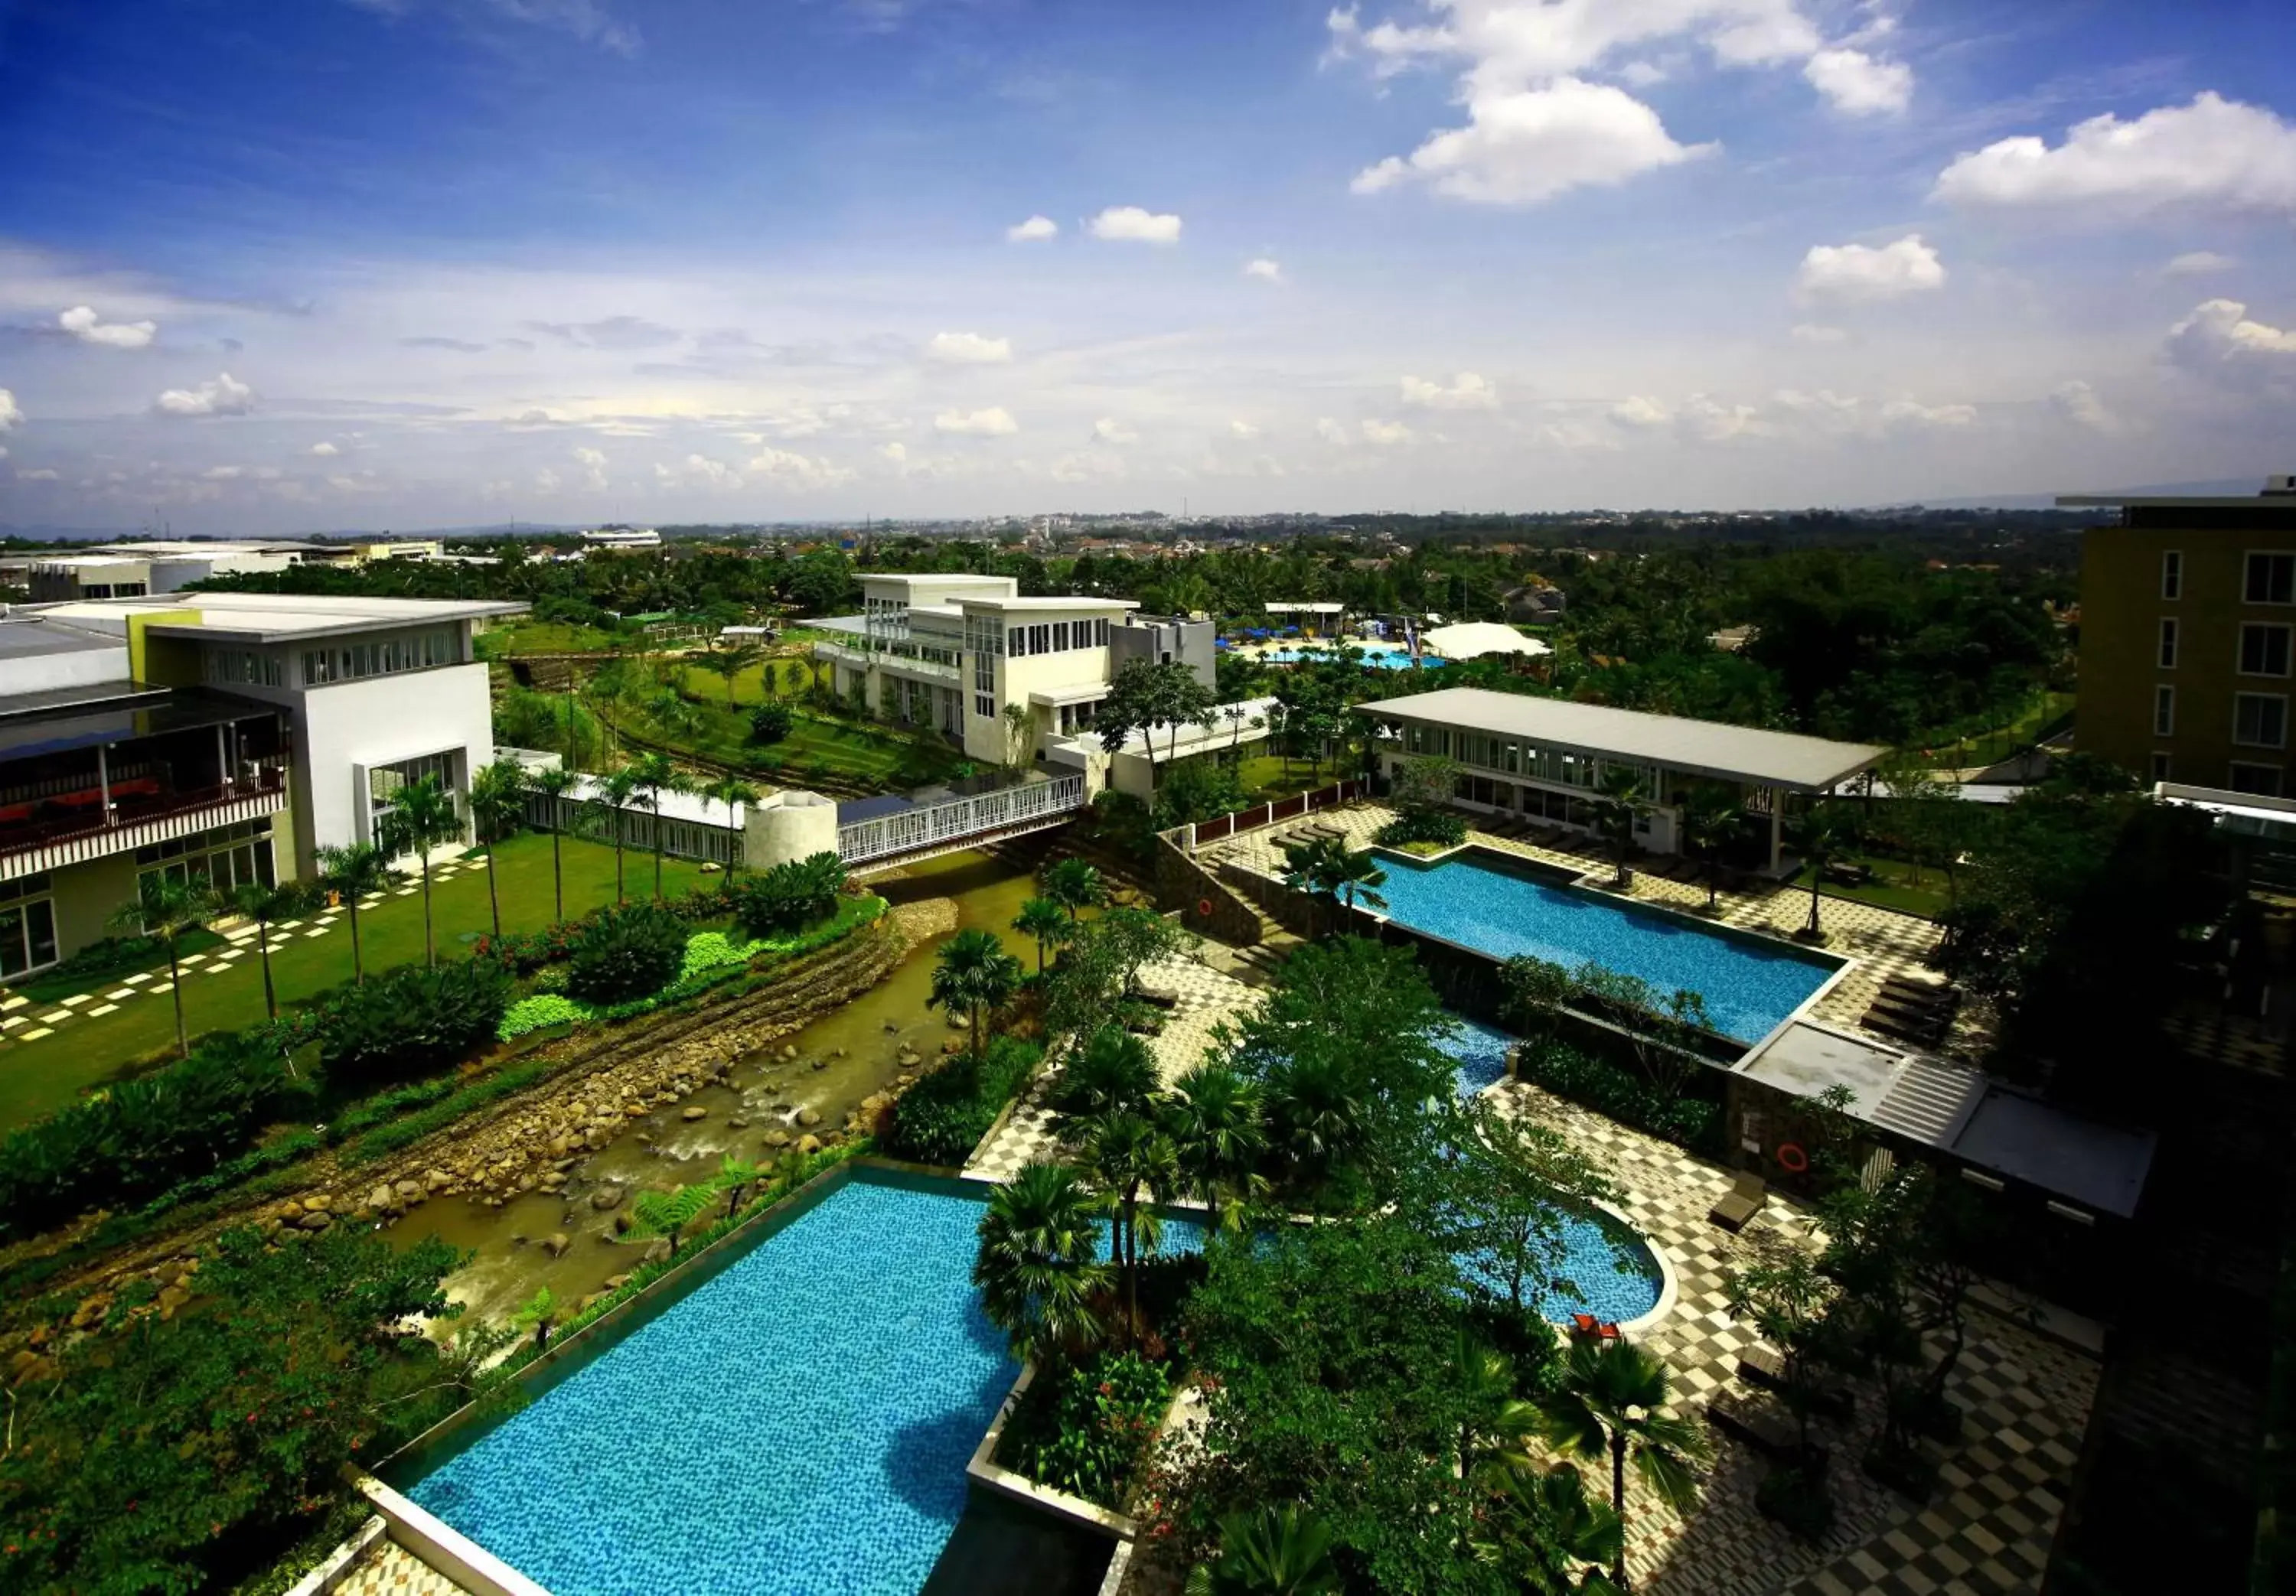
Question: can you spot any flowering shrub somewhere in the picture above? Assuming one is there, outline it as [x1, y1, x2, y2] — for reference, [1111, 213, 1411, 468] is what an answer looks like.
[1003, 1350, 1171, 1507]
[471, 920, 582, 974]
[496, 994, 593, 1041]
[676, 931, 767, 984]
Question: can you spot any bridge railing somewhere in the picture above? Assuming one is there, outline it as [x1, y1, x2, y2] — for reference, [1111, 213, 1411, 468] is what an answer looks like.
[837, 773, 1085, 865]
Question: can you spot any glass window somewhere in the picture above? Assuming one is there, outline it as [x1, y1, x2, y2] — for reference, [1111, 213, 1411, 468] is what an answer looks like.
[2158, 618, 2179, 669]
[0, 899, 56, 977]
[2150, 752, 2172, 783]
[2246, 552, 2296, 605]
[2235, 693, 2288, 749]
[2240, 624, 2292, 678]
[2154, 686, 2176, 738]
[2230, 763, 2284, 797]
[1052, 621, 1070, 651]
[2161, 550, 2182, 601]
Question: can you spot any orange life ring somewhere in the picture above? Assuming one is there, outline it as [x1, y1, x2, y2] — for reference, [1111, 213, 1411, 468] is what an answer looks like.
[1197, 898, 1215, 918]
[1775, 1142, 1808, 1174]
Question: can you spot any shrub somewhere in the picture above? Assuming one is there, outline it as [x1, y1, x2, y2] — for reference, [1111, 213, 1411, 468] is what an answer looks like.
[748, 702, 794, 744]
[1001, 1350, 1172, 1507]
[885, 1035, 1042, 1164]
[471, 920, 582, 974]
[318, 959, 511, 1086]
[566, 902, 687, 1005]
[677, 930, 766, 983]
[1375, 808, 1467, 849]
[727, 852, 847, 940]
[496, 993, 592, 1041]
[1515, 1041, 1721, 1152]
[1756, 1462, 1836, 1542]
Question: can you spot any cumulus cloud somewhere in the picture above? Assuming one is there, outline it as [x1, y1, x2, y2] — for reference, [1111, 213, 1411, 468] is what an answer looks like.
[201, 465, 244, 480]
[1313, 417, 1352, 445]
[2165, 298, 2296, 388]
[309, 441, 340, 456]
[746, 447, 853, 490]
[1609, 395, 1671, 428]
[1092, 417, 1138, 445]
[1932, 93, 2296, 217]
[15, 468, 59, 482]
[154, 372, 257, 418]
[878, 441, 908, 464]
[1790, 322, 1850, 343]
[934, 406, 1020, 436]
[1879, 398, 1977, 430]
[2050, 379, 2122, 433]
[1677, 393, 1763, 441]
[1802, 48, 1910, 116]
[2164, 250, 2236, 276]
[925, 331, 1013, 365]
[572, 445, 608, 490]
[1007, 215, 1058, 242]
[1796, 235, 1945, 302]
[1229, 419, 1262, 440]
[1361, 418, 1414, 445]
[1087, 207, 1183, 243]
[0, 390, 20, 432]
[654, 453, 741, 489]
[59, 305, 158, 349]
[1352, 77, 1709, 205]
[532, 467, 562, 493]
[1400, 371, 1499, 410]
[1244, 258, 1284, 284]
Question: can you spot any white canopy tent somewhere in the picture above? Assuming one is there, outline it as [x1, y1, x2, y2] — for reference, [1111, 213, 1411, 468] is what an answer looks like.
[1420, 621, 1552, 663]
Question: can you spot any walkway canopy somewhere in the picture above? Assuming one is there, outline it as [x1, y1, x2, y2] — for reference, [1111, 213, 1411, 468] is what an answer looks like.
[1420, 621, 1552, 663]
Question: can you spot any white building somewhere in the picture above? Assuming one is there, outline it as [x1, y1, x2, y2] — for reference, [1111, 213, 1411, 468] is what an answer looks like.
[31, 540, 311, 601]
[578, 528, 662, 554]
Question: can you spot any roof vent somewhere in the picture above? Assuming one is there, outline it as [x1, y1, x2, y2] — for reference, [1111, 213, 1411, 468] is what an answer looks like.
[2268, 474, 2296, 496]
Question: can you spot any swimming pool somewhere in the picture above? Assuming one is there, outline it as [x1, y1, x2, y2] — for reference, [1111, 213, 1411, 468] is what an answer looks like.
[1376, 851, 1838, 1045]
[1435, 1012, 1516, 1097]
[1259, 643, 1444, 670]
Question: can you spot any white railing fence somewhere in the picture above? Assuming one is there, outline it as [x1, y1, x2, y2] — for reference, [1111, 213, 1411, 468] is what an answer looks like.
[837, 774, 1084, 865]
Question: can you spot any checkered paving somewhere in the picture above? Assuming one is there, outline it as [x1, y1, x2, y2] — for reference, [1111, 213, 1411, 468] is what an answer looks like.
[335, 1536, 477, 1596]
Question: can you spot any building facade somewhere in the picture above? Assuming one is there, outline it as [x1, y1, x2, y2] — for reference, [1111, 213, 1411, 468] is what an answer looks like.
[2065, 481, 2296, 794]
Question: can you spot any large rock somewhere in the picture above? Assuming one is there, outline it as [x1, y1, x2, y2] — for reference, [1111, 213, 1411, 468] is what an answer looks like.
[681, 1106, 708, 1122]
[764, 1129, 791, 1148]
[796, 1107, 821, 1128]
[543, 1232, 571, 1258]
[794, 1134, 823, 1156]
[590, 1184, 625, 1210]
[641, 1238, 673, 1265]
[298, 1210, 333, 1232]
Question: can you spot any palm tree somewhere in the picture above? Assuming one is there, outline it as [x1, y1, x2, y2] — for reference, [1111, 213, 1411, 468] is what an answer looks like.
[597, 762, 644, 902]
[928, 928, 1024, 1060]
[1447, 1330, 1542, 1483]
[466, 758, 528, 940]
[1793, 800, 1860, 941]
[525, 764, 582, 922]
[703, 640, 762, 708]
[377, 775, 464, 967]
[511, 1286, 558, 1351]
[1469, 1459, 1626, 1596]
[227, 880, 289, 1021]
[107, 874, 218, 1060]
[627, 751, 690, 901]
[1594, 765, 1651, 888]
[973, 1160, 1110, 1367]
[1163, 1063, 1266, 1227]
[1039, 856, 1105, 922]
[1050, 1025, 1159, 1128]
[1279, 836, 1385, 935]
[1677, 783, 1743, 914]
[699, 775, 762, 841]
[1012, 896, 1072, 976]
[1535, 1337, 1711, 1586]
[1264, 1051, 1368, 1185]
[629, 1181, 717, 1260]
[317, 841, 392, 985]
[1084, 1110, 1178, 1345]
[1183, 1505, 1340, 1596]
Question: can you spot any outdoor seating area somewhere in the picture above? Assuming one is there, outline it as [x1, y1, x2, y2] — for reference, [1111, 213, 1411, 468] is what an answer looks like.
[1860, 976, 1963, 1050]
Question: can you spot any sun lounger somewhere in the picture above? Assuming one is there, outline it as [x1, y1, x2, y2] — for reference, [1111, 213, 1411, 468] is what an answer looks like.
[1861, 1008, 1945, 1047]
[1708, 1171, 1766, 1232]
[1707, 1393, 1825, 1470]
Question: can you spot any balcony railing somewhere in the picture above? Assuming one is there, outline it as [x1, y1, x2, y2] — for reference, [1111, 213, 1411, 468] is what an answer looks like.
[0, 767, 289, 881]
[837, 774, 1084, 865]
[814, 639, 960, 682]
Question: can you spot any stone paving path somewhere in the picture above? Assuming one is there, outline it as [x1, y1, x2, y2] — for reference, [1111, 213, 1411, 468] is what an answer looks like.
[333, 1536, 476, 1596]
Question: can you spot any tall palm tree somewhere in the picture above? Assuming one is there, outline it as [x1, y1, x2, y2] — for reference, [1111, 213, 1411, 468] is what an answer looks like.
[317, 841, 392, 985]
[1677, 783, 1743, 914]
[1012, 895, 1072, 976]
[703, 640, 762, 708]
[1050, 1025, 1159, 1128]
[108, 874, 218, 1060]
[227, 880, 289, 1021]
[1163, 1063, 1266, 1227]
[928, 928, 1024, 1060]
[973, 1160, 1110, 1367]
[1469, 1460, 1626, 1596]
[524, 764, 582, 922]
[1535, 1337, 1711, 1586]
[1280, 837, 1386, 935]
[465, 758, 528, 940]
[1039, 856, 1105, 922]
[1183, 1505, 1340, 1596]
[597, 762, 644, 902]
[1084, 1110, 1178, 1345]
[1594, 766, 1651, 888]
[1446, 1330, 1542, 1484]
[1794, 801, 1859, 941]
[699, 775, 761, 836]
[378, 775, 464, 967]
[627, 751, 690, 901]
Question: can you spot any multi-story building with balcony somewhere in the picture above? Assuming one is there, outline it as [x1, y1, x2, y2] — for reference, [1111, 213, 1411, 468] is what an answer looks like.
[2064, 479, 2296, 793]
[0, 592, 525, 975]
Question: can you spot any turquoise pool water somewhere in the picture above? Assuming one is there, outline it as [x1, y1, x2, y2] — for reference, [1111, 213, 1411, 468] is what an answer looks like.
[1435, 1012, 1516, 1097]
[1378, 852, 1835, 1044]
[1261, 643, 1443, 670]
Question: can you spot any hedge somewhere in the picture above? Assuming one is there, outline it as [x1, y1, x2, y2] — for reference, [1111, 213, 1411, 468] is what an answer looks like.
[1514, 1041, 1723, 1153]
[884, 1036, 1044, 1165]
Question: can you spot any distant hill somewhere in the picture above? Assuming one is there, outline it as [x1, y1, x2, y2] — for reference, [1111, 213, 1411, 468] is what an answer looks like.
[0, 521, 589, 546]
[1883, 477, 2274, 512]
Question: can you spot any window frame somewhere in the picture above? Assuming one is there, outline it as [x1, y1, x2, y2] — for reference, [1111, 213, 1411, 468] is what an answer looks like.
[2154, 684, 2177, 738]
[2245, 551, 2296, 607]
[2239, 622, 2294, 679]
[2161, 550, 2183, 601]
[2158, 617, 2180, 670]
[2234, 691, 2289, 750]
[2229, 762, 2285, 797]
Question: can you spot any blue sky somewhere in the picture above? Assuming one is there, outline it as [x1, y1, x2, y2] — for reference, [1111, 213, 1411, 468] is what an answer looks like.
[1, 0, 2292, 532]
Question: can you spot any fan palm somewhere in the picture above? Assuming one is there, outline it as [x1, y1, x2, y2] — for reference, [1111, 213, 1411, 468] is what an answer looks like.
[1535, 1337, 1710, 1586]
[1794, 801, 1860, 940]
[973, 1160, 1110, 1367]
[106, 874, 218, 1060]
[1049, 1025, 1159, 1129]
[1012, 895, 1072, 976]
[317, 840, 392, 985]
[1279, 836, 1385, 935]
[465, 758, 529, 940]
[1163, 1063, 1267, 1227]
[1084, 1110, 1178, 1345]
[1447, 1329, 1542, 1482]
[524, 764, 582, 921]
[227, 880, 289, 1021]
[928, 928, 1023, 1061]
[627, 751, 690, 901]
[1469, 1459, 1626, 1596]
[1677, 783, 1743, 914]
[1594, 766, 1651, 888]
[597, 762, 644, 901]
[1264, 1050, 1368, 1181]
[1039, 856, 1105, 921]
[378, 774, 464, 966]
[1182, 1505, 1339, 1596]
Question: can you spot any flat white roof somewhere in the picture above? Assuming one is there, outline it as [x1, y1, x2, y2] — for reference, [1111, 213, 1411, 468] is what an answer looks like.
[964, 596, 1137, 613]
[1266, 601, 1344, 614]
[1357, 686, 1885, 791]
[43, 592, 528, 643]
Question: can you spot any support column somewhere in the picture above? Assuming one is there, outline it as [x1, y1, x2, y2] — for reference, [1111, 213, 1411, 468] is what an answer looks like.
[1768, 790, 1782, 874]
[216, 725, 230, 789]
[96, 744, 111, 814]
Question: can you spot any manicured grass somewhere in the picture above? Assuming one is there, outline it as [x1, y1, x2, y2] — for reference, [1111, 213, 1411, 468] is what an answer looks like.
[1234, 752, 1341, 801]
[0, 832, 711, 1131]
[612, 670, 969, 790]
[478, 620, 631, 657]
[1919, 690, 2075, 770]
[1788, 853, 1951, 922]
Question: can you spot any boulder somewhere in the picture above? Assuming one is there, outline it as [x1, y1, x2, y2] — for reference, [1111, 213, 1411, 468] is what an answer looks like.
[681, 1106, 708, 1122]
[543, 1232, 571, 1259]
[395, 1180, 422, 1200]
[614, 1212, 634, 1234]
[781, 1044, 797, 1060]
[157, 1285, 191, 1319]
[590, 1185, 625, 1210]
[794, 1134, 823, 1156]
[641, 1238, 672, 1265]
[278, 1200, 304, 1220]
[298, 1210, 333, 1232]
[367, 1184, 394, 1213]
[727, 1117, 750, 1131]
[303, 1194, 331, 1214]
[764, 1129, 792, 1148]
[796, 1107, 821, 1128]
[810, 1058, 827, 1071]
[604, 1274, 632, 1291]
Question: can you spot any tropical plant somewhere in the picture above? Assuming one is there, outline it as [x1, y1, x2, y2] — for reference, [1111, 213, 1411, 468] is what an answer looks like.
[1004, 1348, 1169, 1507]
[974, 1159, 1111, 1366]
[597, 761, 644, 901]
[227, 880, 291, 1023]
[1499, 954, 1577, 1067]
[318, 959, 512, 1086]
[1050, 1025, 1159, 1129]
[727, 851, 848, 937]
[1535, 1337, 1710, 1586]
[466, 757, 529, 940]
[1002, 700, 1035, 773]
[106, 874, 219, 1059]
[317, 840, 393, 985]
[699, 775, 762, 840]
[1445, 1329, 1542, 1484]
[1097, 657, 1218, 787]
[1435, 1096, 1626, 1322]
[1013, 895, 1073, 976]
[748, 700, 794, 744]
[1469, 1459, 1627, 1596]
[715, 1154, 768, 1218]
[1723, 1252, 1840, 1459]
[377, 774, 464, 966]
[1084, 1110, 1179, 1345]
[703, 640, 762, 707]
[628, 1181, 718, 1259]
[1040, 855, 1106, 921]
[1183, 1504, 1341, 1596]
[1262, 1050, 1370, 1190]
[1163, 1063, 1267, 1228]
[511, 1285, 558, 1350]
[524, 763, 582, 921]
[626, 751, 690, 901]
[566, 901, 687, 1005]
[1794, 800, 1861, 940]
[1593, 764, 1652, 887]
[928, 927, 1024, 1061]
[1677, 782, 1744, 914]
[1280, 835, 1386, 934]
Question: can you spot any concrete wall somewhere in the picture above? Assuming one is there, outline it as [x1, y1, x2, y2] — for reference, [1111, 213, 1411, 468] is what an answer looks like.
[745, 789, 840, 868]
[1155, 835, 1262, 945]
[291, 662, 491, 873]
[1110, 617, 1215, 691]
[0, 627, 129, 692]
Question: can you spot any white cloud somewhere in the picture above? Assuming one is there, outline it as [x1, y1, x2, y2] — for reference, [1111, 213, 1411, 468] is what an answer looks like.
[1789, 322, 1850, 343]
[1678, 394, 1763, 441]
[309, 440, 341, 456]
[1313, 417, 1352, 445]
[1228, 419, 1262, 440]
[1326, 0, 1818, 85]
[1617, 60, 1667, 87]
[154, 372, 256, 417]
[925, 331, 1013, 365]
[1088, 206, 1184, 243]
[1796, 235, 1945, 302]
[934, 406, 1020, 436]
[1609, 394, 1670, 428]
[1932, 93, 2296, 217]
[1352, 77, 1709, 206]
[2164, 250, 2236, 276]
[746, 447, 854, 490]
[58, 305, 158, 349]
[1878, 398, 1977, 430]
[533, 467, 562, 493]
[1091, 417, 1138, 445]
[655, 453, 742, 489]
[1244, 258, 1284, 284]
[201, 465, 244, 480]
[2050, 379, 2122, 433]
[878, 441, 908, 463]
[1361, 418, 1414, 445]
[15, 468, 59, 482]
[1802, 48, 1910, 116]
[1006, 215, 1058, 242]
[0, 389, 19, 432]
[1400, 371, 1499, 410]
[2165, 298, 2296, 388]
[572, 445, 608, 490]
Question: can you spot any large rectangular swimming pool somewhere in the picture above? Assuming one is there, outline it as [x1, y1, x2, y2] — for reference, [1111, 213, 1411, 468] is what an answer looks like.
[1372, 850, 1838, 1044]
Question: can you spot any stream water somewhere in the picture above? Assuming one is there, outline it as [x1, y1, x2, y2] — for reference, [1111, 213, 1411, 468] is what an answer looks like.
[400, 850, 1041, 1327]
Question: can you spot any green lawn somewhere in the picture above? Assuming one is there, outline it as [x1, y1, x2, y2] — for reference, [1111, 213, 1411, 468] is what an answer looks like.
[477, 620, 631, 657]
[1920, 690, 2075, 770]
[1234, 752, 1340, 802]
[613, 666, 969, 790]
[1788, 853, 1952, 922]
[0, 832, 710, 1131]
